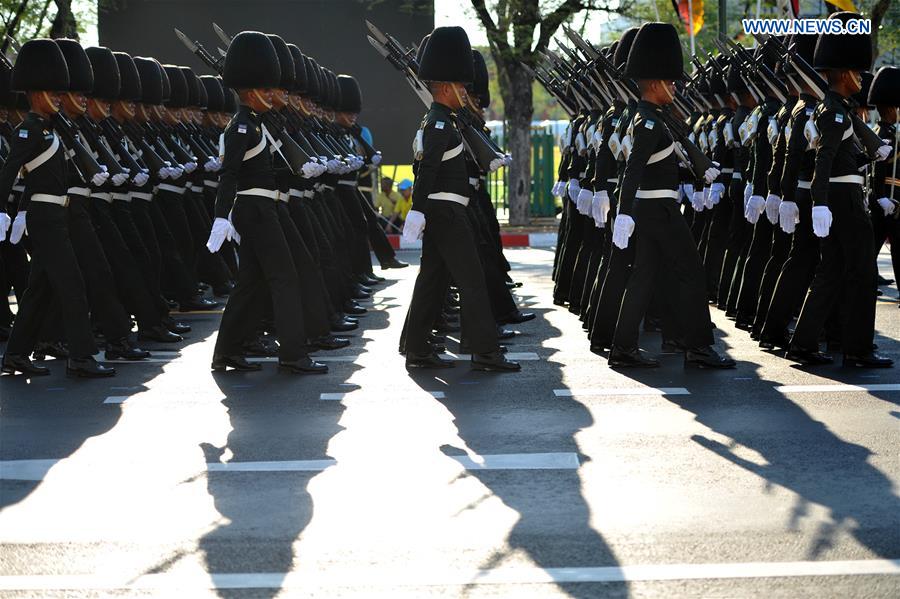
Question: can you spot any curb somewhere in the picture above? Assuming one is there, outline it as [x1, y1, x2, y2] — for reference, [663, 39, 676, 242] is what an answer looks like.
[388, 232, 556, 250]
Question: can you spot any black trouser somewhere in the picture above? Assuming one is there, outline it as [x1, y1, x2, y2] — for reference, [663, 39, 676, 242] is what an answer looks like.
[568, 217, 602, 313]
[215, 194, 307, 361]
[0, 238, 28, 327]
[612, 198, 714, 350]
[554, 199, 586, 302]
[752, 225, 791, 336]
[703, 192, 733, 302]
[6, 202, 97, 359]
[718, 184, 752, 312]
[156, 188, 197, 280]
[553, 196, 569, 281]
[791, 184, 877, 355]
[289, 196, 341, 315]
[760, 190, 819, 342]
[67, 194, 132, 341]
[184, 190, 232, 287]
[467, 207, 516, 320]
[871, 197, 900, 285]
[405, 201, 498, 356]
[588, 240, 634, 346]
[735, 216, 774, 323]
[147, 200, 200, 304]
[90, 197, 167, 328]
[360, 191, 397, 266]
[275, 201, 331, 339]
[335, 185, 372, 276]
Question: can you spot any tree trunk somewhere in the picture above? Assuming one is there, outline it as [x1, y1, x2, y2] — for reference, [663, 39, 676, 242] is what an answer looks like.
[870, 0, 891, 61]
[502, 62, 533, 226]
[49, 0, 77, 39]
[2, 0, 31, 54]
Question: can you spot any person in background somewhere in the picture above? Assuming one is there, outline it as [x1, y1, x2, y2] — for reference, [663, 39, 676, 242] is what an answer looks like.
[393, 179, 413, 228]
[375, 175, 401, 231]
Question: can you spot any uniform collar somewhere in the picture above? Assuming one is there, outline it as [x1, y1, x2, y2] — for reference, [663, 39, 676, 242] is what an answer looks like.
[430, 102, 454, 116]
[637, 100, 663, 113]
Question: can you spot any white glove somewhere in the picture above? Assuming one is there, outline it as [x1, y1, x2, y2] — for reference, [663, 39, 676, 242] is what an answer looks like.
[302, 161, 320, 179]
[765, 194, 782, 225]
[158, 167, 170, 180]
[567, 179, 581, 202]
[552, 181, 564, 198]
[877, 197, 896, 216]
[704, 166, 720, 185]
[111, 172, 129, 187]
[745, 195, 765, 224]
[371, 153, 382, 166]
[203, 157, 220, 172]
[778, 201, 800, 234]
[682, 183, 694, 201]
[591, 190, 610, 228]
[811, 206, 833, 238]
[326, 159, 342, 173]
[206, 217, 235, 253]
[612, 214, 635, 250]
[9, 211, 26, 244]
[183, 161, 198, 174]
[0, 212, 10, 242]
[875, 144, 891, 162]
[703, 187, 715, 210]
[708, 182, 725, 206]
[169, 166, 184, 179]
[402, 209, 426, 243]
[91, 171, 109, 187]
[133, 171, 150, 187]
[743, 183, 753, 209]
[691, 190, 706, 212]
[576, 188, 593, 215]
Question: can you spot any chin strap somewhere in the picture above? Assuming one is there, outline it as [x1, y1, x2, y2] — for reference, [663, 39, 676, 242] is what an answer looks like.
[252, 89, 273, 111]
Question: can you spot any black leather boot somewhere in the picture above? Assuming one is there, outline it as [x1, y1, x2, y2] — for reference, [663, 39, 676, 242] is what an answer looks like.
[66, 357, 115, 378]
[608, 346, 660, 368]
[785, 347, 833, 365]
[105, 338, 150, 361]
[381, 258, 408, 269]
[842, 352, 894, 368]
[685, 346, 736, 369]
[162, 316, 191, 334]
[2, 354, 50, 376]
[139, 325, 183, 343]
[312, 335, 351, 351]
[406, 351, 455, 369]
[211, 355, 262, 372]
[471, 352, 521, 372]
[278, 357, 328, 374]
[32, 341, 68, 361]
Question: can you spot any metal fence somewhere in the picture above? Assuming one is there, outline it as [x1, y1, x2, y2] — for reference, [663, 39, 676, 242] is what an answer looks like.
[486, 128, 557, 218]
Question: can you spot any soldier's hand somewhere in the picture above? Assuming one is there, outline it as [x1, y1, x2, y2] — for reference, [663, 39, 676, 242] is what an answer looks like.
[708, 182, 725, 206]
[612, 214, 635, 250]
[9, 211, 26, 245]
[691, 190, 705, 213]
[811, 206, 833, 238]
[744, 195, 766, 224]
[874, 143, 891, 162]
[567, 179, 581, 202]
[91, 171, 110, 187]
[765, 194, 782, 225]
[207, 217, 235, 253]
[778, 201, 800, 234]
[402, 210, 426, 243]
[591, 190, 610, 228]
[552, 181, 565, 198]
[0, 212, 10, 242]
[576, 188, 593, 215]
[111, 173, 129, 187]
[743, 183, 753, 210]
[133, 171, 150, 187]
[877, 197, 896, 216]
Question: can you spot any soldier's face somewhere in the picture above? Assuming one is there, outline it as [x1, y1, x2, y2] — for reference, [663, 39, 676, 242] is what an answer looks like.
[62, 92, 87, 116]
[846, 70, 862, 94]
[272, 88, 288, 108]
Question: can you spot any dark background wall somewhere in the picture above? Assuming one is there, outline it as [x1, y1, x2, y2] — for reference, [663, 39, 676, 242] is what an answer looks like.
[99, 0, 434, 162]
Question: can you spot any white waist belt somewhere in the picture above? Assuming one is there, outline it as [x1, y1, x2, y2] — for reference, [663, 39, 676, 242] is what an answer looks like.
[797, 180, 812, 189]
[635, 189, 679, 200]
[720, 168, 734, 174]
[237, 188, 279, 200]
[337, 180, 357, 186]
[468, 177, 479, 185]
[188, 184, 204, 193]
[732, 172, 743, 179]
[442, 143, 463, 162]
[606, 178, 618, 183]
[203, 180, 219, 188]
[289, 189, 303, 198]
[112, 192, 131, 202]
[157, 183, 185, 193]
[828, 174, 864, 185]
[67, 187, 91, 197]
[132, 191, 153, 201]
[276, 192, 289, 202]
[93, 192, 112, 203]
[31, 193, 68, 206]
[303, 190, 315, 198]
[646, 143, 674, 165]
[428, 192, 469, 206]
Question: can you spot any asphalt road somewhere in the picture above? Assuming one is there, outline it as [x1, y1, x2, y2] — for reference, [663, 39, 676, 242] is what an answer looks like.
[0, 248, 898, 598]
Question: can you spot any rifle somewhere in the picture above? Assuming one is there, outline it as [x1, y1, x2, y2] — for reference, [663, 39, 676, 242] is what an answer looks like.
[350, 124, 382, 165]
[70, 115, 127, 178]
[756, 33, 887, 159]
[365, 19, 509, 172]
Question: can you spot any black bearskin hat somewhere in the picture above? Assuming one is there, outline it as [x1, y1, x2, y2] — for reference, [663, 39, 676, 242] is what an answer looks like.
[813, 12, 872, 71]
[266, 34, 295, 90]
[55, 39, 93, 94]
[625, 22, 683, 81]
[179, 66, 202, 107]
[852, 71, 873, 108]
[12, 39, 69, 92]
[337, 74, 361, 113]
[418, 27, 474, 83]
[133, 57, 164, 105]
[287, 44, 307, 93]
[223, 31, 280, 89]
[471, 50, 490, 108]
[85, 46, 120, 100]
[200, 75, 225, 112]
[868, 66, 900, 106]
[163, 65, 188, 108]
[113, 52, 142, 102]
[614, 27, 639, 70]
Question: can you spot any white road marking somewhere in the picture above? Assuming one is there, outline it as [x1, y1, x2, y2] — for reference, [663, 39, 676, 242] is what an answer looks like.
[554, 388, 690, 397]
[0, 559, 896, 590]
[319, 391, 445, 401]
[449, 352, 540, 361]
[776, 384, 900, 393]
[103, 396, 130, 404]
[0, 452, 580, 481]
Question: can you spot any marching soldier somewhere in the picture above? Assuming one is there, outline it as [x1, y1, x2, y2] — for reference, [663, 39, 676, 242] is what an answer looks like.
[208, 30, 326, 374]
[402, 26, 518, 371]
[786, 12, 893, 368]
[606, 23, 735, 369]
[0, 40, 114, 377]
[868, 66, 899, 292]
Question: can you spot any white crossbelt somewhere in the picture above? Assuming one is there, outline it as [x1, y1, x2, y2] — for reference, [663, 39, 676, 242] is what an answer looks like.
[67, 187, 91, 197]
[243, 127, 267, 161]
[30, 193, 68, 206]
[131, 191, 153, 201]
[842, 124, 853, 141]
[93, 192, 112, 203]
[428, 192, 469, 206]
[828, 174, 864, 184]
[635, 189, 679, 200]
[720, 168, 734, 174]
[797, 180, 812, 189]
[237, 188, 279, 200]
[157, 183, 185, 193]
[24, 134, 60, 172]
[646, 143, 674, 165]
[442, 143, 463, 162]
[112, 192, 131, 202]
